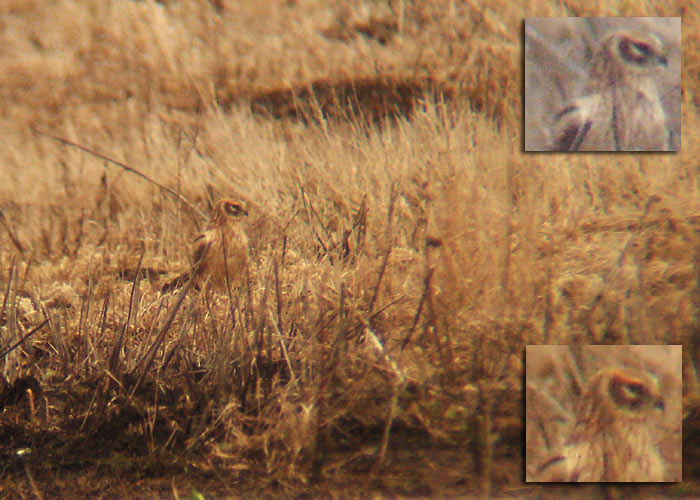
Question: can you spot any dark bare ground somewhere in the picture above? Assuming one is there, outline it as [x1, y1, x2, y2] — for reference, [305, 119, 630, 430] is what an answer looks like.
[2, 403, 698, 499]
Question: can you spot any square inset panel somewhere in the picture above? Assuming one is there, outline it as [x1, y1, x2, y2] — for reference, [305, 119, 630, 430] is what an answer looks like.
[524, 18, 680, 151]
[525, 345, 681, 482]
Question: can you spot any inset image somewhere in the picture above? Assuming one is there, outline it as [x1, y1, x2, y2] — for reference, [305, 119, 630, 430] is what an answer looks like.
[525, 345, 682, 482]
[525, 17, 680, 151]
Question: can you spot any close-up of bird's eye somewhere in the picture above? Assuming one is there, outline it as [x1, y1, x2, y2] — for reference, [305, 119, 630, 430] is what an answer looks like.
[634, 42, 651, 54]
[633, 41, 653, 57]
[611, 379, 648, 409]
[619, 38, 667, 66]
[225, 202, 246, 216]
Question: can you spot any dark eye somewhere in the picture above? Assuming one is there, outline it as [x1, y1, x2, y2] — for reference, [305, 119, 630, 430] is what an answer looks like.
[621, 382, 646, 402]
[617, 38, 659, 66]
[609, 377, 647, 409]
[632, 42, 651, 57]
[225, 202, 248, 217]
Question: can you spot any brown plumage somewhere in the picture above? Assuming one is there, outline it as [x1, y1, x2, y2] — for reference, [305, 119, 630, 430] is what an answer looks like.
[551, 31, 670, 151]
[162, 199, 249, 292]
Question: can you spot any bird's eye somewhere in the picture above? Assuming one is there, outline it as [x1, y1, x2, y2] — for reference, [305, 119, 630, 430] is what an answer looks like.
[618, 38, 659, 66]
[621, 382, 646, 402]
[225, 203, 240, 215]
[631, 42, 652, 57]
[609, 376, 649, 409]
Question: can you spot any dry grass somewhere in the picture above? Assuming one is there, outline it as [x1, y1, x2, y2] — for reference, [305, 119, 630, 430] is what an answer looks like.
[0, 0, 696, 499]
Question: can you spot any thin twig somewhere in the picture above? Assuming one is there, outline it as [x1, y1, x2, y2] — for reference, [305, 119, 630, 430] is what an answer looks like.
[32, 128, 206, 219]
[368, 246, 392, 314]
[0, 319, 49, 360]
[401, 268, 432, 349]
[23, 460, 44, 500]
[0, 257, 16, 325]
[131, 275, 197, 393]
[0, 210, 25, 253]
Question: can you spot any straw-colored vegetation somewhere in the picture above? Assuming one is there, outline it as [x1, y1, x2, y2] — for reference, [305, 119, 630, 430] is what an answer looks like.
[0, 1, 695, 498]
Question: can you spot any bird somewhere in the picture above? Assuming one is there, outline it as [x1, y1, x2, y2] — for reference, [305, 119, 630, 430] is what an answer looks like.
[534, 367, 667, 482]
[162, 199, 249, 292]
[550, 30, 671, 151]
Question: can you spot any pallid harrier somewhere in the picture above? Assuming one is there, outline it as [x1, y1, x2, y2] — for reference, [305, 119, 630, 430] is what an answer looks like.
[551, 31, 670, 151]
[162, 199, 249, 292]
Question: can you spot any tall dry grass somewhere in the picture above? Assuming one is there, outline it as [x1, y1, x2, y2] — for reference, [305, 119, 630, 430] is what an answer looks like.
[0, 0, 695, 498]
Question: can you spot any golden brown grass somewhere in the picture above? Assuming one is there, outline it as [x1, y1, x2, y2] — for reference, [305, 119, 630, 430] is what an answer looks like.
[0, 0, 695, 499]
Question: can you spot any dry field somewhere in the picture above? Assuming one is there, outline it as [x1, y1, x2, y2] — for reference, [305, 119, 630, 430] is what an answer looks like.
[0, 0, 697, 499]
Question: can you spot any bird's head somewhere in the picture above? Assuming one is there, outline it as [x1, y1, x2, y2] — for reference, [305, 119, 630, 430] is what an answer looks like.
[211, 199, 248, 225]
